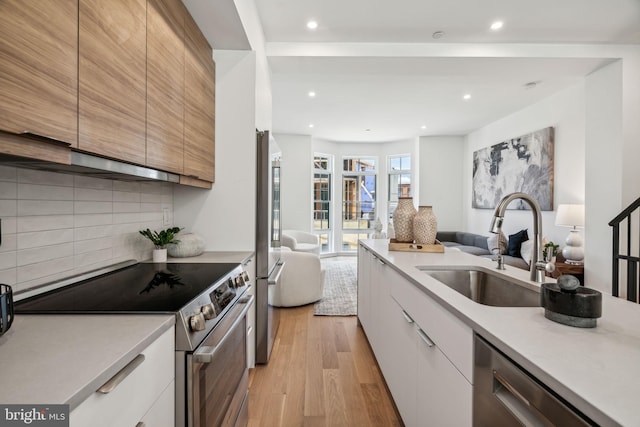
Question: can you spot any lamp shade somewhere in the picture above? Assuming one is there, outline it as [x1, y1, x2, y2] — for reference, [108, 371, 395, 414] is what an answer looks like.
[555, 204, 585, 228]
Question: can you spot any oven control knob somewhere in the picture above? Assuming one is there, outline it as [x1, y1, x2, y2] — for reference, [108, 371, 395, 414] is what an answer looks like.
[201, 303, 218, 320]
[241, 271, 250, 283]
[228, 278, 236, 289]
[189, 313, 206, 331]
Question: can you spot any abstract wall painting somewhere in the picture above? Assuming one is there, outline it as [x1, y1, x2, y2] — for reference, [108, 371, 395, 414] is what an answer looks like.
[472, 127, 554, 210]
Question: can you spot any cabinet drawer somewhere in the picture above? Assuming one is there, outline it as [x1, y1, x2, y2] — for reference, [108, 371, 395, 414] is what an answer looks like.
[392, 277, 473, 383]
[70, 327, 175, 427]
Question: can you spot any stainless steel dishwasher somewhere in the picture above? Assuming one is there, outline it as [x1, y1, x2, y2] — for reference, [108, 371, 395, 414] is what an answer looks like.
[473, 334, 596, 426]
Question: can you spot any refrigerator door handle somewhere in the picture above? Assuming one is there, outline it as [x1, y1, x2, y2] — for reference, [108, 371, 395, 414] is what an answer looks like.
[268, 261, 285, 286]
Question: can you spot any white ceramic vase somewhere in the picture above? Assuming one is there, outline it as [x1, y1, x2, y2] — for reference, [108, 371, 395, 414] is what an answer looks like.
[167, 233, 206, 258]
[393, 197, 417, 242]
[413, 206, 438, 244]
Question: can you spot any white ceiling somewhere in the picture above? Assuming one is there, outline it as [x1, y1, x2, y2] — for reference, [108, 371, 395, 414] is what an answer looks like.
[198, 0, 640, 142]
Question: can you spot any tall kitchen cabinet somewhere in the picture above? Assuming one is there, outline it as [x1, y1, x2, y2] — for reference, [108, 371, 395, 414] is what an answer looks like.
[184, 12, 216, 184]
[147, 0, 185, 176]
[0, 0, 78, 146]
[78, 0, 147, 164]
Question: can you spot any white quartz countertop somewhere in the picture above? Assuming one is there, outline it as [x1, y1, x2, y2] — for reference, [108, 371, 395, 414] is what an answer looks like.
[361, 239, 640, 427]
[0, 314, 174, 410]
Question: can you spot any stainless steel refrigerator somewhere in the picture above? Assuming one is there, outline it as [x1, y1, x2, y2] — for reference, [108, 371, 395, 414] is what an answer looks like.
[255, 130, 284, 364]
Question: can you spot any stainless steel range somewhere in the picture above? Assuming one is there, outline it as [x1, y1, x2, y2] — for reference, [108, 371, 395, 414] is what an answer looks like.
[15, 261, 253, 427]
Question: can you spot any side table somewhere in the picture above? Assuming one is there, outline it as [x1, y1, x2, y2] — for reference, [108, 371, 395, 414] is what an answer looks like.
[551, 258, 585, 286]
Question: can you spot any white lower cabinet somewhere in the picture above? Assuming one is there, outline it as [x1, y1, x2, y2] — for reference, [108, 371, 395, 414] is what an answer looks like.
[70, 327, 175, 427]
[357, 243, 472, 427]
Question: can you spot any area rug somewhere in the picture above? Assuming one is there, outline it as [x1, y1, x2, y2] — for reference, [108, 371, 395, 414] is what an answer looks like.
[314, 256, 357, 316]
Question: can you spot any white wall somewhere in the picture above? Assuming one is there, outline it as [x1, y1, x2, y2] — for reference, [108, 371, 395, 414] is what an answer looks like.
[464, 83, 586, 251]
[419, 136, 465, 231]
[585, 61, 623, 293]
[0, 167, 174, 292]
[174, 50, 257, 251]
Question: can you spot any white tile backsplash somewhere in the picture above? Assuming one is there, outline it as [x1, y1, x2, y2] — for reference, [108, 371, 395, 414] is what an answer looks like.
[0, 166, 174, 292]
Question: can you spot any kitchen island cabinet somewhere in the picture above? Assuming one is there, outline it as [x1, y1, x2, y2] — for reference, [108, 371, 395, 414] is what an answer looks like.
[358, 239, 640, 426]
[78, 0, 147, 165]
[0, 0, 78, 147]
[358, 244, 472, 426]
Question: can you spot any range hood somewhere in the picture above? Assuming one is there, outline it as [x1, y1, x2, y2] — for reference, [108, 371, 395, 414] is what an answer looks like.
[0, 151, 180, 183]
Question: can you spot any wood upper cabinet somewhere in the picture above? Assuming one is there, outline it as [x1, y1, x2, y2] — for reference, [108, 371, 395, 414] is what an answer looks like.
[0, 0, 78, 147]
[184, 10, 216, 183]
[147, 0, 185, 175]
[78, 0, 147, 165]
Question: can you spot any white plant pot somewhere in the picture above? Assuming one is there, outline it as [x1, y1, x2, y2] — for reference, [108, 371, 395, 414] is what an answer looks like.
[153, 248, 167, 263]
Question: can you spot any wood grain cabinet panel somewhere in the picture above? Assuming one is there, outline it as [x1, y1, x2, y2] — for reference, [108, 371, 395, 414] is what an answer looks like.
[78, 0, 147, 165]
[0, 0, 78, 146]
[184, 10, 215, 183]
[147, 0, 185, 175]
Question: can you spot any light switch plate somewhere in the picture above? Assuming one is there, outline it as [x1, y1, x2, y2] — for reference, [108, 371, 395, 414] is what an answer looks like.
[162, 208, 171, 226]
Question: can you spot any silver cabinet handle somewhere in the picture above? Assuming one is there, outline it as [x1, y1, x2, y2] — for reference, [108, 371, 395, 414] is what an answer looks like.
[136, 423, 145, 427]
[417, 328, 435, 348]
[268, 261, 285, 285]
[401, 309, 414, 324]
[98, 354, 145, 394]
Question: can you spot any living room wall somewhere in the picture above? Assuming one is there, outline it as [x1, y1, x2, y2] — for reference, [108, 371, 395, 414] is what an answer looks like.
[464, 82, 586, 247]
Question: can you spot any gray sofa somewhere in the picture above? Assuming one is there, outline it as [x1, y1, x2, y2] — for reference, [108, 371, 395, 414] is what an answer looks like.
[436, 231, 529, 270]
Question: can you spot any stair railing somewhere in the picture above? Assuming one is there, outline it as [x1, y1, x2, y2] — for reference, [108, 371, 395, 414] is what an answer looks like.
[609, 197, 640, 302]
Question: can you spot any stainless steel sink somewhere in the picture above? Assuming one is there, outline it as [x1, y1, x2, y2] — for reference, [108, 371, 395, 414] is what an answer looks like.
[419, 268, 541, 307]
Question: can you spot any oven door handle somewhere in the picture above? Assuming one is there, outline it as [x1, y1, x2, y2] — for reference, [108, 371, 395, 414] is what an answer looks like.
[193, 294, 254, 364]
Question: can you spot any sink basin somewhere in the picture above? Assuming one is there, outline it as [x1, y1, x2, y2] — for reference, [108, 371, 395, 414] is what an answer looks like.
[419, 268, 540, 307]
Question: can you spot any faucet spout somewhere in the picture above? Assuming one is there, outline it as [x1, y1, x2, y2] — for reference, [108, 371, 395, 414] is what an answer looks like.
[489, 192, 545, 283]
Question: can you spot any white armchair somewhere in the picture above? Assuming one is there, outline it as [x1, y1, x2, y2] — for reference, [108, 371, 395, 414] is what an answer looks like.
[282, 230, 321, 256]
[269, 248, 325, 307]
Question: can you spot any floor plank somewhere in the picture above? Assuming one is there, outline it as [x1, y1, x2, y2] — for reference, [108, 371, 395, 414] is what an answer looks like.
[248, 305, 403, 426]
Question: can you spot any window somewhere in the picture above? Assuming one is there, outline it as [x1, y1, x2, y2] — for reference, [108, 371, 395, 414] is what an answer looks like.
[313, 154, 332, 253]
[388, 155, 412, 220]
[342, 157, 377, 251]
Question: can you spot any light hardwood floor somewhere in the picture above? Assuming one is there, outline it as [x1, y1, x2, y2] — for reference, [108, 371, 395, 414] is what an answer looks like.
[248, 305, 403, 426]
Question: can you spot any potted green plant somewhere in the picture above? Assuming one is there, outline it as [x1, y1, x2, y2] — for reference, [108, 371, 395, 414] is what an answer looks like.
[543, 241, 560, 263]
[139, 227, 182, 262]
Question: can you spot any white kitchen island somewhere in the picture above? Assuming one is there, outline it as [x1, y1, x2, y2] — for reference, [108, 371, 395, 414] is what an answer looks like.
[359, 239, 640, 427]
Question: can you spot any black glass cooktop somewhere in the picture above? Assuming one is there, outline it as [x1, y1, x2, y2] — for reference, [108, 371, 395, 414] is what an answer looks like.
[15, 263, 240, 314]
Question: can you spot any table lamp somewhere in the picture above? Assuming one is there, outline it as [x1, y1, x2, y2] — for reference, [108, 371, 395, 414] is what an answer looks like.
[555, 204, 585, 265]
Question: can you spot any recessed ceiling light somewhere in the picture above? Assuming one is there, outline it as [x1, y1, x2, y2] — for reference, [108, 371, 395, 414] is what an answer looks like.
[490, 21, 503, 31]
[309, 124, 314, 128]
[421, 125, 427, 129]
[432, 31, 445, 39]
[306, 20, 318, 30]
[463, 94, 471, 100]
[365, 129, 371, 132]
[308, 91, 316, 98]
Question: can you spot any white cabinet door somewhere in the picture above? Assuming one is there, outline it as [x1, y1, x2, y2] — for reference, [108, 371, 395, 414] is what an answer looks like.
[386, 297, 418, 427]
[416, 323, 472, 427]
[70, 327, 175, 427]
[139, 380, 175, 427]
[357, 245, 372, 332]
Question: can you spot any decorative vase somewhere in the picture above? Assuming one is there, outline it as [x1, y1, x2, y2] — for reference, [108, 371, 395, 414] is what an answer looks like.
[393, 197, 417, 242]
[153, 248, 167, 263]
[167, 233, 206, 258]
[413, 206, 438, 245]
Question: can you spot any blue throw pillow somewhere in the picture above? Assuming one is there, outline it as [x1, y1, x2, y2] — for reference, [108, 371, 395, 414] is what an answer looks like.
[507, 229, 529, 258]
